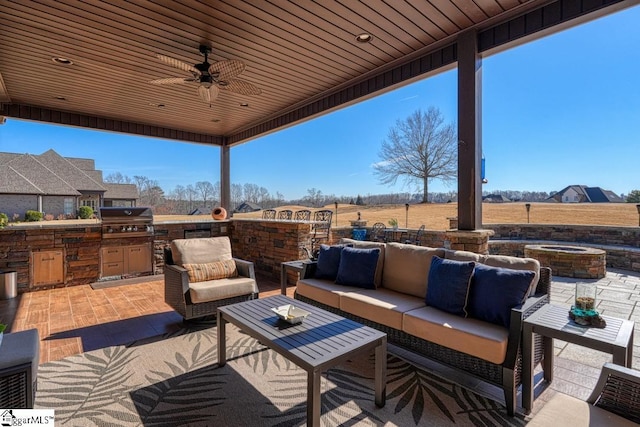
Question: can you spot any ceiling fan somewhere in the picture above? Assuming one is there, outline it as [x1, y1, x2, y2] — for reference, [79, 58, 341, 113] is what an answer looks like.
[149, 45, 262, 104]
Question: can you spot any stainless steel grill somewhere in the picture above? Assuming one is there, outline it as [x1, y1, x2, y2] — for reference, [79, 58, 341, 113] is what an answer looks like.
[100, 207, 154, 239]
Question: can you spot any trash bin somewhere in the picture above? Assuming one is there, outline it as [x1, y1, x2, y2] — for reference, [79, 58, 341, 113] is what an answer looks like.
[0, 270, 17, 300]
[352, 228, 367, 241]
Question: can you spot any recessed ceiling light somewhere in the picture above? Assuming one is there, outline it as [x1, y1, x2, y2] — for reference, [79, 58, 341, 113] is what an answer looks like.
[52, 57, 74, 65]
[355, 33, 373, 43]
[148, 103, 165, 108]
[240, 103, 249, 107]
[54, 96, 67, 101]
[211, 119, 221, 123]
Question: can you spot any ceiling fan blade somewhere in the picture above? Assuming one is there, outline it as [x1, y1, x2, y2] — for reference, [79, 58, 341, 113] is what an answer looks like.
[149, 77, 196, 85]
[156, 54, 200, 75]
[197, 85, 220, 104]
[219, 79, 262, 96]
[209, 59, 245, 81]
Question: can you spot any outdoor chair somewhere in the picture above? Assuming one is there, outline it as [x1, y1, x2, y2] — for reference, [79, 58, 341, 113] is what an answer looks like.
[262, 209, 276, 220]
[404, 224, 425, 245]
[294, 209, 311, 221]
[370, 222, 386, 242]
[528, 362, 640, 426]
[277, 209, 293, 220]
[164, 236, 259, 321]
[310, 209, 333, 254]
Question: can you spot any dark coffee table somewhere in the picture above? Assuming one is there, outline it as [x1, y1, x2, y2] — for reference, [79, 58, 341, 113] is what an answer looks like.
[217, 295, 387, 427]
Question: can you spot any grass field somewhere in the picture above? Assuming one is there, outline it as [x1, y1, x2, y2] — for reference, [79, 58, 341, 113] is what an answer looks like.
[232, 202, 640, 230]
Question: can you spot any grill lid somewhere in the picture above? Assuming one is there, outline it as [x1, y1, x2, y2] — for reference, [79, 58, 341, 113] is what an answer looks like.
[100, 207, 153, 222]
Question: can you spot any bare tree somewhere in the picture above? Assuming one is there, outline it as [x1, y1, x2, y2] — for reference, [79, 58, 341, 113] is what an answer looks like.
[373, 107, 457, 203]
[185, 184, 197, 212]
[195, 181, 215, 207]
[231, 183, 243, 209]
[104, 172, 132, 184]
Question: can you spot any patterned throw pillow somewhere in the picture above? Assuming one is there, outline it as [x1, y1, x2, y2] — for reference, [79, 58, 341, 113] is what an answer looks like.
[183, 259, 238, 282]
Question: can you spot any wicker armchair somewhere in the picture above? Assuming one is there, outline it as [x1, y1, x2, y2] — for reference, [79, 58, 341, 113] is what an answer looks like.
[164, 237, 259, 321]
[529, 362, 640, 425]
[0, 329, 39, 408]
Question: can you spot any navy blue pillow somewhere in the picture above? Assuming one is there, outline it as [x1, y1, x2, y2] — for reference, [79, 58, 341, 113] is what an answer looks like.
[335, 247, 380, 289]
[467, 264, 535, 328]
[425, 256, 475, 316]
[315, 244, 348, 280]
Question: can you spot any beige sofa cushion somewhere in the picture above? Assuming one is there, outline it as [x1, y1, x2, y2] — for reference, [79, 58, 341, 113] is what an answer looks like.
[483, 254, 540, 296]
[340, 238, 386, 287]
[443, 249, 487, 263]
[339, 288, 426, 330]
[382, 243, 445, 298]
[296, 278, 353, 308]
[527, 392, 637, 427]
[189, 276, 258, 304]
[402, 306, 509, 364]
[171, 237, 232, 265]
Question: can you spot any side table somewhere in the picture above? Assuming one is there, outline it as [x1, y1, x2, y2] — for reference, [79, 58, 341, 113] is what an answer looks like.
[0, 328, 40, 408]
[280, 260, 308, 294]
[522, 304, 635, 413]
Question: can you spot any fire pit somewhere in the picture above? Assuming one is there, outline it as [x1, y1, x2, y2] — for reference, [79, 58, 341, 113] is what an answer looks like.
[524, 244, 606, 279]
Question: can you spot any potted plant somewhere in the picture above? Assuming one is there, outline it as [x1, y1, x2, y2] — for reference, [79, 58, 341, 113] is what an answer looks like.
[388, 218, 399, 229]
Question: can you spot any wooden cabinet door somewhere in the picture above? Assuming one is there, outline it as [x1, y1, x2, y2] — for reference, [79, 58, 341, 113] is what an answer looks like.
[32, 250, 64, 286]
[126, 244, 152, 274]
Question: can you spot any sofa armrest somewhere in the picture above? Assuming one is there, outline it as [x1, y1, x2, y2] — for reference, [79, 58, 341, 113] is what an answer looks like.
[503, 293, 550, 369]
[233, 258, 256, 280]
[300, 261, 317, 279]
[533, 267, 552, 296]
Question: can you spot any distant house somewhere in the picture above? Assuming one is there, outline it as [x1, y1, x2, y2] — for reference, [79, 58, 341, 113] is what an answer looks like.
[0, 149, 138, 218]
[547, 185, 624, 203]
[103, 183, 138, 207]
[234, 201, 262, 213]
[483, 194, 511, 203]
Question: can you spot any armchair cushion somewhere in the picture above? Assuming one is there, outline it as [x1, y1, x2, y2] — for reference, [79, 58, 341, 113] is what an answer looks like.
[170, 236, 232, 265]
[183, 259, 238, 282]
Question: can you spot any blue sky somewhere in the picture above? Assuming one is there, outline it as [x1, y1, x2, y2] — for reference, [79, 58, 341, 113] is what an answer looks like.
[1, 5, 638, 201]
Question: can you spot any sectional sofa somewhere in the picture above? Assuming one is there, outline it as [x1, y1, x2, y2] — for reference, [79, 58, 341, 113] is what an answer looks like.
[294, 238, 550, 416]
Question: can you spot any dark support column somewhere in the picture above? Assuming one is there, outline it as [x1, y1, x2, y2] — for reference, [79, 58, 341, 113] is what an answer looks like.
[457, 30, 482, 230]
[220, 140, 231, 216]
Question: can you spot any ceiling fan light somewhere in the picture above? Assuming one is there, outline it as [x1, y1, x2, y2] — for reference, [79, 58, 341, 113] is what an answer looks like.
[197, 84, 219, 104]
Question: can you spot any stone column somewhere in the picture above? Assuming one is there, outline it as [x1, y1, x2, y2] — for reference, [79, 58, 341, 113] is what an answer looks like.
[444, 229, 494, 254]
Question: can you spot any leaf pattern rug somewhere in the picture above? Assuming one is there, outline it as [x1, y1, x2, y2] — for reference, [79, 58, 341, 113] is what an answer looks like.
[35, 324, 527, 426]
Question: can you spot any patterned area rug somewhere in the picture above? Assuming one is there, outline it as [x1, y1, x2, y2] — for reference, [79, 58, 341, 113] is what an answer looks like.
[35, 324, 527, 426]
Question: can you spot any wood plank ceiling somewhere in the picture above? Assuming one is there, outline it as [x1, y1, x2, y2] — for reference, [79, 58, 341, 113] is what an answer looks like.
[0, 0, 633, 146]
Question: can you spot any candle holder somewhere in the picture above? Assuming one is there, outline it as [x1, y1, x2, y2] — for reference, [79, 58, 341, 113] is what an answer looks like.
[570, 283, 606, 328]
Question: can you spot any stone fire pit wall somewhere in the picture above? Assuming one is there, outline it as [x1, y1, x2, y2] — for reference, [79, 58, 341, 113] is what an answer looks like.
[524, 244, 606, 279]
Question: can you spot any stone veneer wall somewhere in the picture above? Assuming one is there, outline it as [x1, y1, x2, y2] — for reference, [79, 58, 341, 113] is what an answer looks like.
[230, 219, 315, 281]
[0, 225, 103, 293]
[331, 227, 492, 253]
[485, 224, 640, 247]
[486, 224, 640, 272]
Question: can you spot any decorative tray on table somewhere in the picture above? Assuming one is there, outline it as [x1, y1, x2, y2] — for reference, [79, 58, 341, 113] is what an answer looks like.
[271, 304, 310, 324]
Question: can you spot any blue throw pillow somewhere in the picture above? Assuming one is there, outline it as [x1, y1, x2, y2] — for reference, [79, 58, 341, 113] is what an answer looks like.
[425, 256, 475, 316]
[315, 244, 349, 280]
[467, 264, 535, 328]
[335, 247, 380, 289]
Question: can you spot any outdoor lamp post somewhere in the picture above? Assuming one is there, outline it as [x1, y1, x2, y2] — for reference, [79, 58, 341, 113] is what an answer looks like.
[636, 204, 640, 227]
[405, 203, 409, 228]
[525, 203, 531, 224]
[334, 201, 338, 226]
